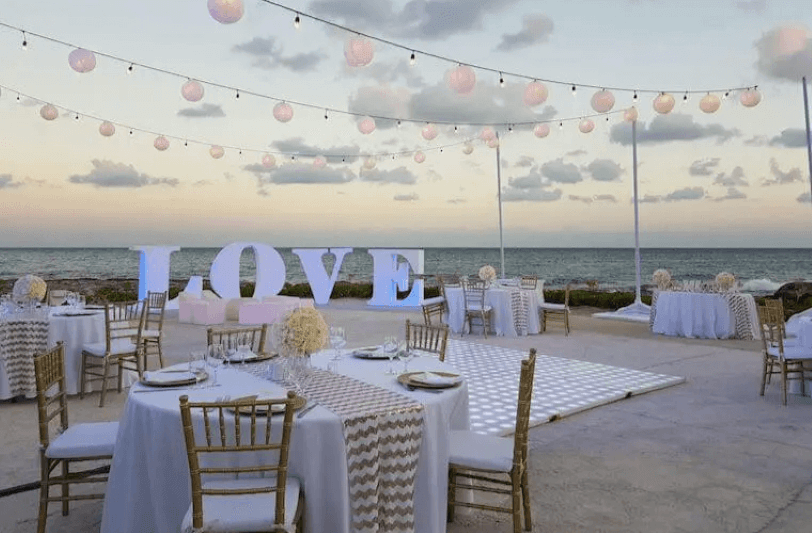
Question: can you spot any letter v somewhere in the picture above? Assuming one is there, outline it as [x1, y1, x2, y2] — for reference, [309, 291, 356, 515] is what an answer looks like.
[292, 248, 353, 305]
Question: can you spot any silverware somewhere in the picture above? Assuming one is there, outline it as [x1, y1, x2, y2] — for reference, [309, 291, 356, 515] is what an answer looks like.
[133, 384, 221, 393]
[297, 401, 320, 418]
[405, 384, 443, 394]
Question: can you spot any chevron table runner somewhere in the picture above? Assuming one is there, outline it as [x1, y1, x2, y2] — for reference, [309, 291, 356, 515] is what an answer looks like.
[0, 319, 49, 398]
[508, 288, 532, 336]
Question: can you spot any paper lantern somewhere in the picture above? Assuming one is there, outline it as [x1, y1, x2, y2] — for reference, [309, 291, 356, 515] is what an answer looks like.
[740, 88, 762, 108]
[578, 119, 595, 133]
[358, 117, 376, 134]
[68, 48, 96, 73]
[208, 0, 243, 24]
[447, 65, 476, 95]
[154, 136, 170, 151]
[40, 104, 58, 121]
[653, 93, 675, 114]
[462, 142, 474, 155]
[313, 155, 327, 168]
[345, 37, 374, 67]
[414, 151, 426, 163]
[699, 94, 721, 113]
[273, 102, 294, 123]
[523, 81, 548, 106]
[776, 25, 809, 56]
[262, 154, 276, 168]
[99, 121, 116, 136]
[480, 126, 496, 141]
[533, 124, 550, 138]
[421, 123, 438, 141]
[590, 90, 615, 113]
[487, 137, 499, 148]
[209, 145, 225, 159]
[623, 107, 639, 123]
[363, 157, 377, 169]
[181, 80, 205, 102]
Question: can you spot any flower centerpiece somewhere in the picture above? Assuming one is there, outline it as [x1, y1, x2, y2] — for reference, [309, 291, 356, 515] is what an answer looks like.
[715, 272, 736, 292]
[652, 269, 671, 290]
[12, 274, 47, 304]
[478, 264, 497, 283]
[279, 307, 328, 357]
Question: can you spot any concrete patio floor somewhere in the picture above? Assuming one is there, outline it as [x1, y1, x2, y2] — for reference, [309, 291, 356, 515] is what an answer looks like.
[1, 301, 811, 533]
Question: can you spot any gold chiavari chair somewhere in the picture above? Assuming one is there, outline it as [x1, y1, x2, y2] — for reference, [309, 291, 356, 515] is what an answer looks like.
[178, 392, 305, 532]
[519, 275, 538, 290]
[405, 319, 450, 362]
[34, 342, 118, 533]
[758, 304, 812, 405]
[462, 278, 493, 338]
[447, 349, 537, 533]
[421, 301, 445, 326]
[539, 283, 571, 336]
[141, 291, 168, 369]
[207, 324, 269, 355]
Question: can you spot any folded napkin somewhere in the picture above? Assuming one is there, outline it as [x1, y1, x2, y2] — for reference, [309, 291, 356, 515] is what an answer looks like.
[143, 370, 196, 384]
[227, 350, 258, 362]
[411, 372, 461, 386]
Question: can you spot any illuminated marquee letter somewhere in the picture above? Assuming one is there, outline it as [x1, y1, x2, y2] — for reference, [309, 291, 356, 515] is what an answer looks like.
[130, 245, 180, 307]
[292, 248, 353, 305]
[209, 242, 286, 299]
[366, 249, 424, 307]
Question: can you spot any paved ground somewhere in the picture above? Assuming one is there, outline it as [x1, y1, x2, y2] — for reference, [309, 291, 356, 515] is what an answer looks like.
[1, 301, 811, 533]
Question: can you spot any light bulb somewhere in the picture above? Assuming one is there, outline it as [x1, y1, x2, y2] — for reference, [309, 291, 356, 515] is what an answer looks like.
[127, 64, 134, 74]
[499, 72, 505, 88]
[632, 91, 638, 102]
[723, 90, 730, 100]
[409, 52, 416, 66]
[683, 92, 688, 103]
[559, 121, 564, 130]
[236, 90, 240, 99]
[454, 125, 458, 134]
[294, 14, 300, 29]
[571, 85, 577, 95]
[21, 32, 27, 50]
[324, 110, 328, 120]
[396, 120, 401, 128]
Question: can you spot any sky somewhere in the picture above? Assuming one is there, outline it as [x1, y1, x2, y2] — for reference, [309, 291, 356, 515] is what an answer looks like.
[0, 0, 811, 248]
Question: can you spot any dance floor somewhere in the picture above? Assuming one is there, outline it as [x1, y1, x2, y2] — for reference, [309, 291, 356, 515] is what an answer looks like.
[444, 339, 686, 436]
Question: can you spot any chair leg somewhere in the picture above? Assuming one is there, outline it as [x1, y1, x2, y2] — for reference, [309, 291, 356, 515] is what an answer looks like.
[521, 468, 532, 531]
[117, 360, 124, 393]
[565, 310, 570, 336]
[511, 470, 522, 533]
[781, 362, 788, 406]
[482, 311, 488, 339]
[760, 355, 769, 396]
[447, 467, 456, 523]
[61, 461, 69, 516]
[99, 359, 110, 408]
[79, 353, 87, 400]
[37, 457, 50, 533]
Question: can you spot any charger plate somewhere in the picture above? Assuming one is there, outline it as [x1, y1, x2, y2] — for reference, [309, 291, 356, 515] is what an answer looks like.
[226, 394, 306, 416]
[351, 346, 392, 360]
[222, 351, 277, 364]
[140, 369, 208, 387]
[398, 371, 462, 390]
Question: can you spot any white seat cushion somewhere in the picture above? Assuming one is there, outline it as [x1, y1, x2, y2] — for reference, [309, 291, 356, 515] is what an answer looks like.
[539, 303, 567, 311]
[141, 329, 161, 339]
[465, 304, 492, 312]
[449, 430, 514, 472]
[45, 421, 118, 458]
[422, 296, 445, 306]
[766, 345, 812, 360]
[181, 477, 301, 532]
[82, 339, 138, 357]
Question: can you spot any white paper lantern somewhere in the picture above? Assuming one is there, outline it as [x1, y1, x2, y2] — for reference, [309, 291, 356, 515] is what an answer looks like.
[533, 124, 550, 138]
[40, 104, 58, 121]
[181, 80, 205, 102]
[345, 37, 374, 67]
[740, 88, 762, 108]
[623, 107, 639, 123]
[414, 151, 426, 163]
[480, 126, 496, 141]
[358, 117, 376, 134]
[209, 145, 225, 159]
[462, 142, 474, 155]
[578, 119, 595, 133]
[262, 154, 276, 168]
[363, 157, 377, 169]
[590, 89, 615, 113]
[653, 93, 675, 114]
[421, 123, 438, 141]
[447, 65, 476, 95]
[699, 94, 721, 113]
[313, 155, 327, 168]
[273, 102, 294, 123]
[208, 0, 244, 24]
[154, 136, 170, 151]
[487, 137, 499, 148]
[99, 121, 116, 136]
[68, 48, 96, 73]
[523, 81, 548, 106]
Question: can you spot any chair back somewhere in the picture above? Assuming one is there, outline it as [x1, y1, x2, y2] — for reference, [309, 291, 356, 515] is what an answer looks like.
[144, 291, 167, 333]
[519, 275, 537, 290]
[563, 284, 571, 307]
[405, 320, 449, 361]
[437, 275, 461, 301]
[463, 278, 487, 310]
[104, 301, 147, 353]
[763, 298, 786, 336]
[512, 349, 537, 472]
[45, 289, 69, 306]
[33, 342, 69, 450]
[421, 301, 445, 326]
[207, 325, 268, 354]
[758, 304, 786, 359]
[179, 392, 297, 530]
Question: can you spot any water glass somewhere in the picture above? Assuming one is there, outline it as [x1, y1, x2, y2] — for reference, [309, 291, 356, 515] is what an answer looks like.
[329, 327, 347, 360]
[383, 335, 399, 374]
[207, 344, 224, 387]
[401, 345, 415, 374]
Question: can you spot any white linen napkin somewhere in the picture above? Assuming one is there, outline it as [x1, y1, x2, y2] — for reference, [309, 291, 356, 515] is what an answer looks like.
[411, 372, 461, 386]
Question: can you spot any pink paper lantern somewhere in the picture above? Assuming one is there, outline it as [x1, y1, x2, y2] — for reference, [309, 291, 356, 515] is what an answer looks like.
[358, 117, 376, 134]
[623, 107, 639, 123]
[487, 137, 499, 148]
[462, 143, 474, 155]
[653, 93, 675, 114]
[313, 156, 327, 168]
[39, 104, 58, 121]
[578, 119, 595, 133]
[181, 80, 205, 102]
[480, 127, 496, 141]
[533, 124, 550, 138]
[414, 151, 426, 163]
[699, 94, 721, 113]
[273, 102, 294, 123]
[210, 145, 225, 159]
[447, 65, 476, 95]
[68, 48, 96, 73]
[421, 124, 438, 141]
[590, 90, 615, 113]
[345, 37, 375, 67]
[523, 81, 548, 106]
[208, 0, 244, 24]
[262, 154, 276, 168]
[363, 157, 377, 169]
[776, 25, 809, 56]
[740, 88, 762, 108]
[154, 136, 170, 151]
[99, 121, 116, 136]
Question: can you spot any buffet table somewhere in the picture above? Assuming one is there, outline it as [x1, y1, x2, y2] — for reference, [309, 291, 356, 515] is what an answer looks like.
[101, 352, 470, 533]
[650, 291, 759, 340]
[445, 286, 540, 337]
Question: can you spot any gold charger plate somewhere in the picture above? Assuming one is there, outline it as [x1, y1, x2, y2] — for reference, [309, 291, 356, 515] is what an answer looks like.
[140, 369, 208, 388]
[397, 371, 462, 390]
[222, 351, 277, 365]
[226, 394, 307, 416]
[351, 346, 392, 360]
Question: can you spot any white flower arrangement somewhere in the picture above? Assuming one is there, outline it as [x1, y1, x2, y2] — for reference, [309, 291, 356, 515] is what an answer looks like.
[280, 307, 328, 356]
[715, 272, 736, 291]
[12, 275, 47, 302]
[651, 269, 672, 290]
[478, 264, 497, 282]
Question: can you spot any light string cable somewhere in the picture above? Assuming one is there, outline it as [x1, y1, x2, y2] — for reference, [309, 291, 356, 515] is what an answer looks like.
[258, 0, 758, 95]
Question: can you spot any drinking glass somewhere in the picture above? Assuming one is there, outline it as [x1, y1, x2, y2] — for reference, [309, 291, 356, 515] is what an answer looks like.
[207, 344, 225, 387]
[188, 350, 205, 388]
[401, 344, 415, 374]
[383, 335, 399, 374]
[329, 327, 347, 360]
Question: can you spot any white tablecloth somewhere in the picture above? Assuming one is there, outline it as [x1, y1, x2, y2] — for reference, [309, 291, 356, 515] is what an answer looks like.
[101, 352, 469, 533]
[651, 292, 759, 340]
[445, 287, 539, 337]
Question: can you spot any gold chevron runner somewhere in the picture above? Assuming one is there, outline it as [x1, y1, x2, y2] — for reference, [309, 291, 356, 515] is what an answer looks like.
[0, 319, 49, 398]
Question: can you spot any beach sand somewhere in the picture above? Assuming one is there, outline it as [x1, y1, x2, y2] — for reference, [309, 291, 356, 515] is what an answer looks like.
[1, 302, 811, 532]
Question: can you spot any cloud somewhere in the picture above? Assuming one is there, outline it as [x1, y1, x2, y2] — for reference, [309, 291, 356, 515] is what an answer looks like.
[347, 86, 412, 130]
[341, 59, 426, 89]
[502, 188, 562, 202]
[566, 149, 587, 157]
[713, 187, 748, 201]
[246, 163, 355, 185]
[762, 158, 803, 186]
[0, 174, 24, 189]
[713, 166, 749, 187]
[594, 194, 617, 203]
[232, 36, 325, 72]
[769, 128, 808, 148]
[192, 180, 211, 187]
[359, 166, 418, 184]
[177, 104, 226, 118]
[639, 194, 662, 203]
[68, 160, 178, 188]
[515, 155, 534, 167]
[585, 159, 623, 181]
[394, 193, 419, 201]
[689, 158, 720, 176]
[447, 197, 467, 204]
[610, 114, 739, 145]
[744, 135, 769, 146]
[663, 186, 704, 202]
[541, 159, 583, 183]
[737, 0, 767, 12]
[798, 192, 812, 203]
[754, 25, 812, 81]
[568, 194, 618, 204]
[270, 138, 361, 164]
[496, 14, 554, 51]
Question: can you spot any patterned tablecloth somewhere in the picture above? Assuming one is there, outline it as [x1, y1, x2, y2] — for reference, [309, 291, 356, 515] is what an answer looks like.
[0, 319, 49, 399]
[650, 291, 760, 340]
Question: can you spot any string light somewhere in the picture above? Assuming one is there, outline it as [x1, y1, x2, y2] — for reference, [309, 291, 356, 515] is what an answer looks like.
[499, 72, 505, 88]
[236, 89, 240, 99]
[293, 13, 300, 29]
[409, 52, 416, 66]
[75, 113, 80, 120]
[572, 85, 577, 96]
[723, 90, 730, 100]
[683, 92, 689, 103]
[324, 109, 329, 120]
[559, 121, 564, 130]
[453, 125, 458, 134]
[632, 91, 638, 103]
[21, 31, 27, 50]
[184, 140, 188, 147]
[127, 63, 134, 74]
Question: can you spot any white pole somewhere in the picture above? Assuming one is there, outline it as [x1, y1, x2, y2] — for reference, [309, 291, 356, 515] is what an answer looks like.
[632, 120, 642, 305]
[803, 77, 812, 201]
[496, 131, 505, 278]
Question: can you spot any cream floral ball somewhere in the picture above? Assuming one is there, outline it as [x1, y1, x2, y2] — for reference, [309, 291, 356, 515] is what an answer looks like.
[12, 274, 47, 302]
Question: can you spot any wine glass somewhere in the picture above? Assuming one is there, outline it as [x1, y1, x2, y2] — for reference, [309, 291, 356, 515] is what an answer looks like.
[400, 344, 415, 374]
[207, 344, 224, 387]
[329, 327, 347, 360]
[383, 335, 399, 374]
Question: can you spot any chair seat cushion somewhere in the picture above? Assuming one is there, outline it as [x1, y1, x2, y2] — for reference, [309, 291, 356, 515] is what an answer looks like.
[82, 340, 138, 357]
[465, 305, 492, 312]
[45, 421, 119, 459]
[449, 430, 514, 472]
[539, 303, 567, 311]
[141, 329, 161, 339]
[422, 296, 445, 306]
[180, 477, 301, 532]
[766, 345, 812, 361]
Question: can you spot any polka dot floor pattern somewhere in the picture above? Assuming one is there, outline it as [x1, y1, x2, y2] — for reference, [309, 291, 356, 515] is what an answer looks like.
[444, 339, 686, 436]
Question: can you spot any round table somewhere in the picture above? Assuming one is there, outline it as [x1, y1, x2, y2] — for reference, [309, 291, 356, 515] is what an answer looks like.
[48, 308, 105, 394]
[101, 351, 470, 533]
[445, 286, 540, 337]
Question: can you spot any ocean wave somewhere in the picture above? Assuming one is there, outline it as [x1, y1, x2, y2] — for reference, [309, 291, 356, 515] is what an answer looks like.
[740, 279, 782, 292]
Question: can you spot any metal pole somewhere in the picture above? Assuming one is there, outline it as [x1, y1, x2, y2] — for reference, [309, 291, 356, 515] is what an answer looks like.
[496, 131, 505, 278]
[632, 120, 642, 304]
[803, 77, 812, 201]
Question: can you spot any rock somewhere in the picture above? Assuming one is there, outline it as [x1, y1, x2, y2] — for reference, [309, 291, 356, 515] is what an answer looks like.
[773, 281, 812, 303]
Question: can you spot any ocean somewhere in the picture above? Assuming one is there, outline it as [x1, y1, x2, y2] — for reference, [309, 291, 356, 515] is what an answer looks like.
[0, 247, 810, 293]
